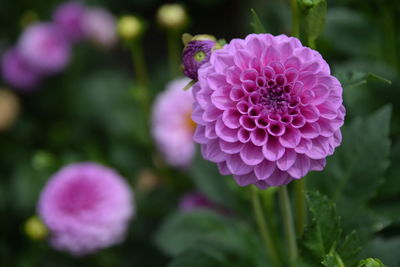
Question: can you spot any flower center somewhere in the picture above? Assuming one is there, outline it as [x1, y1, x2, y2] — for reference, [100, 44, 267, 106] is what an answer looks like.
[194, 51, 206, 62]
[259, 86, 287, 113]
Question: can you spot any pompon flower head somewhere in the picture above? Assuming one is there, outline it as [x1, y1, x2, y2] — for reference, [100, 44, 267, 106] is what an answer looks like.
[53, 1, 86, 42]
[192, 33, 345, 189]
[38, 162, 134, 255]
[152, 77, 195, 168]
[82, 7, 117, 48]
[1, 48, 40, 90]
[18, 22, 71, 74]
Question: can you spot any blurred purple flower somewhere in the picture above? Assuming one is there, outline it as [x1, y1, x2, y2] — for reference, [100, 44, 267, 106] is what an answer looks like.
[152, 78, 195, 168]
[179, 192, 231, 216]
[53, 1, 86, 42]
[18, 22, 71, 74]
[1, 48, 41, 90]
[192, 34, 345, 189]
[182, 40, 216, 80]
[38, 162, 134, 255]
[82, 7, 117, 48]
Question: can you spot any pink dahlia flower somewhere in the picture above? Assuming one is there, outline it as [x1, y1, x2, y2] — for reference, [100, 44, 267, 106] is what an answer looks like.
[152, 78, 196, 168]
[192, 34, 345, 189]
[38, 162, 134, 255]
[18, 22, 71, 74]
[1, 48, 41, 90]
[82, 7, 117, 48]
[53, 1, 86, 42]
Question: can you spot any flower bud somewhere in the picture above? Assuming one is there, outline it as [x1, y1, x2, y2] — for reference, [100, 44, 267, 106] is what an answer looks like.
[24, 216, 48, 240]
[182, 35, 219, 80]
[0, 89, 20, 131]
[157, 4, 188, 30]
[358, 258, 387, 267]
[117, 15, 144, 41]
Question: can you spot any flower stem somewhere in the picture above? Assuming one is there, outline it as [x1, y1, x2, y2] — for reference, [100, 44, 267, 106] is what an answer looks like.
[167, 30, 181, 78]
[251, 186, 281, 266]
[131, 40, 150, 108]
[294, 179, 306, 238]
[278, 186, 298, 267]
[290, 0, 300, 38]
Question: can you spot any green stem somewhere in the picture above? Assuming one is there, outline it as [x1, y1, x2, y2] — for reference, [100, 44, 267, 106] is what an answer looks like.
[290, 0, 300, 38]
[251, 186, 281, 267]
[167, 30, 181, 78]
[294, 179, 306, 238]
[131, 40, 150, 108]
[278, 186, 298, 267]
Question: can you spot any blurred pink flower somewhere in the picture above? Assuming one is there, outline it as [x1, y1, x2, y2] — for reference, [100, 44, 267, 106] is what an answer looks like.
[152, 78, 196, 168]
[38, 162, 134, 255]
[192, 34, 345, 189]
[18, 22, 71, 74]
[1, 48, 41, 90]
[53, 1, 86, 42]
[82, 7, 117, 48]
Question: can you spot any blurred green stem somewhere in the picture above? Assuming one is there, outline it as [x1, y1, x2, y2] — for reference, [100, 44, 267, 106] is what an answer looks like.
[291, 0, 300, 38]
[279, 186, 298, 267]
[167, 30, 181, 78]
[251, 186, 281, 267]
[294, 179, 306, 238]
[131, 40, 150, 112]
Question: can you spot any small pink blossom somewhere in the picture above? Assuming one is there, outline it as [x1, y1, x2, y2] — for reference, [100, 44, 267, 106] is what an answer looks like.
[82, 7, 117, 48]
[53, 1, 86, 42]
[152, 78, 196, 168]
[192, 34, 345, 189]
[38, 162, 134, 255]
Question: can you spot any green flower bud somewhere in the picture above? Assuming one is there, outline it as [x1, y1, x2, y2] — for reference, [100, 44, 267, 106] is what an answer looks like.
[358, 258, 387, 267]
[24, 216, 48, 241]
[157, 4, 188, 30]
[117, 15, 144, 41]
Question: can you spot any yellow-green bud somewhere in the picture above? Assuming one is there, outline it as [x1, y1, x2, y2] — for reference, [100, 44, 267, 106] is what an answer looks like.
[117, 16, 143, 41]
[157, 4, 188, 30]
[358, 258, 387, 267]
[0, 89, 20, 132]
[24, 216, 48, 241]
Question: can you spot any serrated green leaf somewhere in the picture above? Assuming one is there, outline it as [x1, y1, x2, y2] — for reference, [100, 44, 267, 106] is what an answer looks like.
[250, 9, 267, 34]
[358, 258, 388, 267]
[337, 231, 362, 266]
[301, 192, 341, 261]
[307, 105, 392, 240]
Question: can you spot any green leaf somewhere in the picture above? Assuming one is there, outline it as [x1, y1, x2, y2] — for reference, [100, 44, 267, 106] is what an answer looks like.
[337, 231, 362, 266]
[154, 210, 264, 265]
[299, 0, 327, 47]
[250, 9, 267, 34]
[167, 248, 229, 267]
[337, 71, 392, 89]
[301, 192, 341, 261]
[189, 153, 238, 209]
[307, 105, 392, 240]
[357, 258, 388, 267]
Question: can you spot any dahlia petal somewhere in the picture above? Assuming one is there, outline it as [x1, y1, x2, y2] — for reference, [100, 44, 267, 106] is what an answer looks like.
[309, 158, 326, 171]
[299, 123, 320, 139]
[294, 138, 312, 154]
[269, 62, 285, 74]
[279, 127, 301, 148]
[215, 119, 239, 142]
[202, 106, 222, 122]
[284, 56, 301, 70]
[217, 162, 231, 175]
[233, 172, 258, 186]
[212, 52, 234, 74]
[238, 128, 251, 143]
[279, 42, 294, 61]
[317, 117, 337, 137]
[277, 149, 297, 171]
[298, 71, 317, 89]
[306, 137, 330, 159]
[254, 160, 276, 180]
[240, 115, 257, 131]
[246, 34, 264, 58]
[317, 103, 338, 119]
[250, 128, 268, 146]
[255, 181, 270, 189]
[226, 66, 241, 85]
[205, 123, 218, 139]
[312, 84, 330, 105]
[249, 57, 262, 73]
[288, 154, 310, 179]
[212, 86, 236, 110]
[300, 105, 320, 122]
[219, 140, 244, 154]
[240, 143, 264, 166]
[193, 126, 208, 144]
[201, 140, 226, 163]
[261, 46, 280, 65]
[234, 49, 252, 69]
[294, 47, 313, 62]
[265, 168, 290, 186]
[226, 154, 253, 175]
[207, 73, 227, 90]
[333, 130, 342, 147]
[222, 109, 241, 129]
[284, 68, 298, 83]
[262, 136, 285, 161]
[192, 104, 206, 125]
[229, 86, 245, 101]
